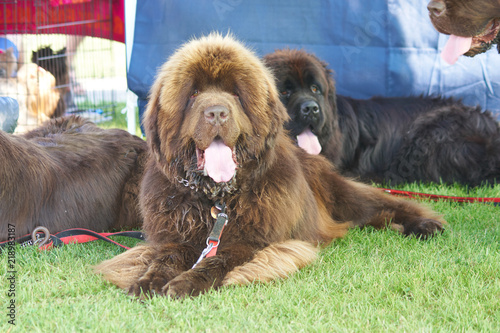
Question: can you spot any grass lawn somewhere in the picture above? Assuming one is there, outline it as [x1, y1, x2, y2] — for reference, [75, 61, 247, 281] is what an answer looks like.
[1, 116, 499, 332]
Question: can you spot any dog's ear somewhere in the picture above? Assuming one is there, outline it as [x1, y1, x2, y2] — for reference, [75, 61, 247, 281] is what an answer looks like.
[264, 71, 290, 149]
[143, 91, 164, 165]
[326, 73, 338, 116]
[316, 57, 338, 117]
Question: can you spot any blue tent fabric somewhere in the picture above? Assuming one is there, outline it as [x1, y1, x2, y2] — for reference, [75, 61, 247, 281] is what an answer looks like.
[128, 0, 500, 127]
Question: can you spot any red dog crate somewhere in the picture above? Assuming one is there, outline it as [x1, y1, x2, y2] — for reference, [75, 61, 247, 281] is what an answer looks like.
[0, 0, 125, 131]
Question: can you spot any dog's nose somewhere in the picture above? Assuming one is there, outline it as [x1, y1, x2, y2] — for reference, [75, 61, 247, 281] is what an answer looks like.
[204, 105, 229, 125]
[300, 101, 320, 118]
[427, 0, 446, 17]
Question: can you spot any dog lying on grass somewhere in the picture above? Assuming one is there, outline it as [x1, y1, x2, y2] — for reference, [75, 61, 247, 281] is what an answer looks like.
[0, 115, 147, 241]
[95, 33, 445, 299]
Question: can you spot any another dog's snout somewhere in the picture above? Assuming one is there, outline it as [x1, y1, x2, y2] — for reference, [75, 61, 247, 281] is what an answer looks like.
[427, 0, 446, 17]
[300, 101, 320, 118]
[204, 105, 229, 125]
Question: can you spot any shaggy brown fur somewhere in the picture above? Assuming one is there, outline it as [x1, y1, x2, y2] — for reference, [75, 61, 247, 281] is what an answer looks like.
[427, 0, 500, 56]
[0, 115, 147, 241]
[95, 33, 445, 299]
[264, 49, 500, 186]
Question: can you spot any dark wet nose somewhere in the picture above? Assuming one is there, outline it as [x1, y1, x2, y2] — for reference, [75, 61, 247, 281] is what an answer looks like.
[204, 105, 229, 125]
[300, 101, 320, 118]
[427, 0, 446, 17]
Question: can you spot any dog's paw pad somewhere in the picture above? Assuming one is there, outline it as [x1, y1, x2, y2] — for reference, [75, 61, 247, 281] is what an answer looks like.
[405, 218, 444, 239]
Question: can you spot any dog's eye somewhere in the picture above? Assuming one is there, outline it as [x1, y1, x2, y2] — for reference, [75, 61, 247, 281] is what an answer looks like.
[311, 85, 321, 94]
[191, 90, 199, 98]
[281, 90, 290, 97]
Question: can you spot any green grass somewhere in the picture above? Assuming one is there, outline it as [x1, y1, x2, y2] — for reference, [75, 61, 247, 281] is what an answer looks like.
[1, 184, 498, 332]
[1, 117, 499, 332]
[97, 102, 144, 137]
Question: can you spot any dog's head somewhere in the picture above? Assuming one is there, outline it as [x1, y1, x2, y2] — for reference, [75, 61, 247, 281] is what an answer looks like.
[17, 63, 61, 120]
[0, 47, 17, 78]
[143, 33, 288, 194]
[263, 49, 338, 156]
[427, 0, 500, 60]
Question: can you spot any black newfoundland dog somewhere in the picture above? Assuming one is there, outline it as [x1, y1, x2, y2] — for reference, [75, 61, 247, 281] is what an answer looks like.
[264, 49, 500, 187]
[427, 0, 500, 63]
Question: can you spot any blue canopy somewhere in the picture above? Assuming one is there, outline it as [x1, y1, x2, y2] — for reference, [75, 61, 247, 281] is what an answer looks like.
[127, 0, 500, 125]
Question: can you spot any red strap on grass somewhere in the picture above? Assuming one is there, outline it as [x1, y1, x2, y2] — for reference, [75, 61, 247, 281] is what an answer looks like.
[0, 228, 145, 251]
[381, 188, 500, 204]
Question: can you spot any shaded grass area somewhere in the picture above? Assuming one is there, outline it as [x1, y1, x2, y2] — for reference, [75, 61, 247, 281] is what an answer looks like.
[1, 183, 498, 332]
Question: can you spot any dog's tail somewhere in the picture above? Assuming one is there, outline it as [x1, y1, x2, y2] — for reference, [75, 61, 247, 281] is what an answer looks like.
[222, 240, 319, 286]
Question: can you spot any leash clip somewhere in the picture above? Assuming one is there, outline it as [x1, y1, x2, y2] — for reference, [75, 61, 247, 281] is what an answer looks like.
[192, 201, 229, 268]
[192, 243, 214, 269]
[31, 226, 51, 249]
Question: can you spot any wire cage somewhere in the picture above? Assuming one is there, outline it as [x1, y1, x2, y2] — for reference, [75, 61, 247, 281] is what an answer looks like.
[0, 0, 125, 133]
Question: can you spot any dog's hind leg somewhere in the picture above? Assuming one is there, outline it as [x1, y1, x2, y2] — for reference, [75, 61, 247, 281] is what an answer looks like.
[222, 240, 319, 286]
[94, 244, 155, 290]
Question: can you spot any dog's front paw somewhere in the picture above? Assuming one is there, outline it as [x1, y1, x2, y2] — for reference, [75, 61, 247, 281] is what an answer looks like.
[404, 218, 444, 239]
[128, 273, 169, 299]
[162, 274, 206, 299]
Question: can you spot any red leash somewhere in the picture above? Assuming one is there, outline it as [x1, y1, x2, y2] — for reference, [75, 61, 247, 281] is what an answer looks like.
[381, 188, 500, 205]
[0, 227, 145, 251]
[192, 201, 228, 268]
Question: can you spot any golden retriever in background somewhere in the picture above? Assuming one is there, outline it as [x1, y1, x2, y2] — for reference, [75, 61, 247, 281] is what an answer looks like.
[96, 33, 445, 299]
[1, 63, 64, 133]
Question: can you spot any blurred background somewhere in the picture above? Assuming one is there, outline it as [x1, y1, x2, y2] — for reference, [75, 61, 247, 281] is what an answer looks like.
[1, 0, 499, 136]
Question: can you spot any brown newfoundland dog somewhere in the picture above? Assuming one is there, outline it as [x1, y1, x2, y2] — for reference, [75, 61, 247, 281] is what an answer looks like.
[0, 115, 146, 241]
[95, 33, 444, 299]
[263, 49, 500, 187]
[427, 0, 500, 63]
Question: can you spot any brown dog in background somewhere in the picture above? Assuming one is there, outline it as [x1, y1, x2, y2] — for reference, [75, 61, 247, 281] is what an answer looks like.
[427, 0, 500, 62]
[0, 115, 147, 241]
[96, 33, 445, 299]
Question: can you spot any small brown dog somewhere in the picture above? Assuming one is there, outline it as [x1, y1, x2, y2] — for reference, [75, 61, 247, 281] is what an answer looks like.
[1, 63, 64, 132]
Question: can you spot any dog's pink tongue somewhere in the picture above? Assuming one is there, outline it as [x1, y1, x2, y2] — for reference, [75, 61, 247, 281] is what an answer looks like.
[204, 140, 236, 183]
[441, 35, 472, 65]
[297, 128, 322, 155]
